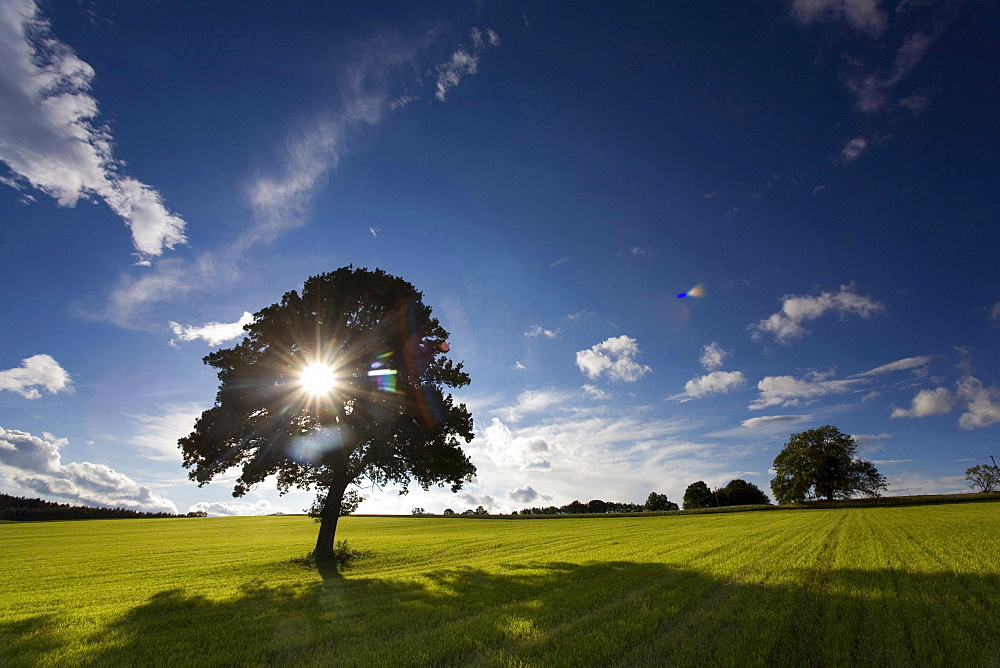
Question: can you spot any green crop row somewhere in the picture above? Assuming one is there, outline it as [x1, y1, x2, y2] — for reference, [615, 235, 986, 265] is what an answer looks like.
[2, 503, 998, 666]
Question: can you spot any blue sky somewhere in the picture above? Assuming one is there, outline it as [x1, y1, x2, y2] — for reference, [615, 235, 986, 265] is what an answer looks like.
[1, 0, 998, 516]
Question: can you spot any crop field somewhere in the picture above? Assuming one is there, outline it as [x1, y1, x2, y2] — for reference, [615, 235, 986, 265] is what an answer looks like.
[2, 503, 999, 666]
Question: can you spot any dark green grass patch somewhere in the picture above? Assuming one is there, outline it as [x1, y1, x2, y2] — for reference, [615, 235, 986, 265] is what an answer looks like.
[2, 505, 998, 666]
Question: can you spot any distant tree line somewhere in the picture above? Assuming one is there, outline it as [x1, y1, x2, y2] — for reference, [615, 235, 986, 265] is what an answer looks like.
[512, 492, 678, 516]
[0, 493, 201, 521]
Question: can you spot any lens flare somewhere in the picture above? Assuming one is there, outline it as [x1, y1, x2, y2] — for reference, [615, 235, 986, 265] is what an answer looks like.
[677, 284, 705, 299]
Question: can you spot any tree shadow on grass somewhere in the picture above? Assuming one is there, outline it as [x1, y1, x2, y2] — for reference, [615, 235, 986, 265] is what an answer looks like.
[4, 562, 1000, 666]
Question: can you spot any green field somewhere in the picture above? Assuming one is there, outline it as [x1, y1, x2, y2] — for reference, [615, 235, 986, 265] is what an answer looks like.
[3, 503, 999, 666]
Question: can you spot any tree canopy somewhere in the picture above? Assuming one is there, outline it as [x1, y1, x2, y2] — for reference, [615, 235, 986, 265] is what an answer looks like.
[179, 267, 476, 562]
[644, 492, 679, 512]
[770, 425, 886, 503]
[682, 481, 716, 509]
[715, 479, 770, 506]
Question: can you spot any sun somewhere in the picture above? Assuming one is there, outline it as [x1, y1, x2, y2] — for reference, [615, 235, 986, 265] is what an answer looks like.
[299, 362, 339, 397]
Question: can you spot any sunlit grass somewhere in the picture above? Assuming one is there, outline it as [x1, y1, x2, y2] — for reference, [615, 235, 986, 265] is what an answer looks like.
[2, 504, 998, 665]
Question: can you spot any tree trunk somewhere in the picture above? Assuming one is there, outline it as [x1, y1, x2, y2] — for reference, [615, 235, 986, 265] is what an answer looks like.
[314, 478, 349, 563]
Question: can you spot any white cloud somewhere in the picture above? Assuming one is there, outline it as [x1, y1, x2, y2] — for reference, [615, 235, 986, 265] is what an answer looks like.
[507, 485, 551, 505]
[989, 301, 1000, 323]
[681, 371, 746, 399]
[169, 311, 253, 347]
[0, 427, 177, 512]
[750, 285, 884, 344]
[434, 26, 499, 102]
[891, 387, 956, 418]
[514, 361, 526, 370]
[492, 388, 572, 423]
[845, 32, 934, 114]
[750, 374, 868, 410]
[955, 377, 1000, 430]
[891, 376, 1000, 429]
[0, 354, 71, 399]
[525, 324, 560, 339]
[852, 355, 932, 377]
[839, 136, 869, 164]
[187, 499, 272, 517]
[127, 403, 205, 461]
[482, 418, 552, 471]
[0, 0, 186, 261]
[790, 0, 887, 36]
[576, 335, 651, 382]
[741, 415, 811, 429]
[699, 342, 728, 371]
[582, 384, 611, 400]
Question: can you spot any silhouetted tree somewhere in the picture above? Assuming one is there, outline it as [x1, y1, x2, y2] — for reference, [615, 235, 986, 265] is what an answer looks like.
[474, 505, 489, 515]
[586, 499, 608, 513]
[179, 267, 476, 563]
[443, 508, 455, 515]
[715, 479, 770, 506]
[644, 492, 678, 511]
[770, 425, 886, 503]
[965, 464, 1000, 492]
[682, 481, 716, 509]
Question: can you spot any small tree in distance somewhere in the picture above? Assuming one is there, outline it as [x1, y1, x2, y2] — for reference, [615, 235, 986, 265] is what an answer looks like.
[716, 479, 770, 506]
[770, 425, 886, 503]
[645, 492, 678, 511]
[683, 481, 716, 509]
[965, 464, 1000, 492]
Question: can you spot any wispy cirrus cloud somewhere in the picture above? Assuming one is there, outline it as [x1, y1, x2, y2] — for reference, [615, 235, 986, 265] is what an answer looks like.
[845, 31, 934, 114]
[850, 355, 931, 377]
[98, 28, 501, 325]
[434, 27, 499, 102]
[790, 0, 887, 37]
[699, 342, 729, 371]
[750, 373, 868, 410]
[525, 324, 560, 339]
[169, 311, 253, 347]
[0, 427, 177, 513]
[0, 354, 71, 399]
[127, 403, 206, 461]
[750, 284, 884, 344]
[0, 0, 186, 263]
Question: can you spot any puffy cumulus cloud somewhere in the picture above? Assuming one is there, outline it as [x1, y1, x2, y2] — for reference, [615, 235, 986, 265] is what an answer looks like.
[750, 285, 884, 344]
[891, 387, 956, 419]
[169, 311, 253, 347]
[187, 499, 272, 517]
[741, 415, 811, 429]
[851, 356, 932, 377]
[681, 371, 746, 400]
[576, 335, 651, 382]
[0, 354, 71, 399]
[127, 403, 205, 461]
[0, 0, 186, 261]
[507, 485, 551, 505]
[790, 0, 887, 37]
[699, 342, 728, 371]
[892, 376, 1000, 429]
[582, 384, 611, 400]
[435, 26, 499, 102]
[750, 374, 868, 410]
[0, 427, 177, 512]
[482, 418, 552, 471]
[525, 324, 560, 339]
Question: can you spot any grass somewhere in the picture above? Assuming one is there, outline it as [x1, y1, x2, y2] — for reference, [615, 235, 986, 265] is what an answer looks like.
[2, 502, 999, 666]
